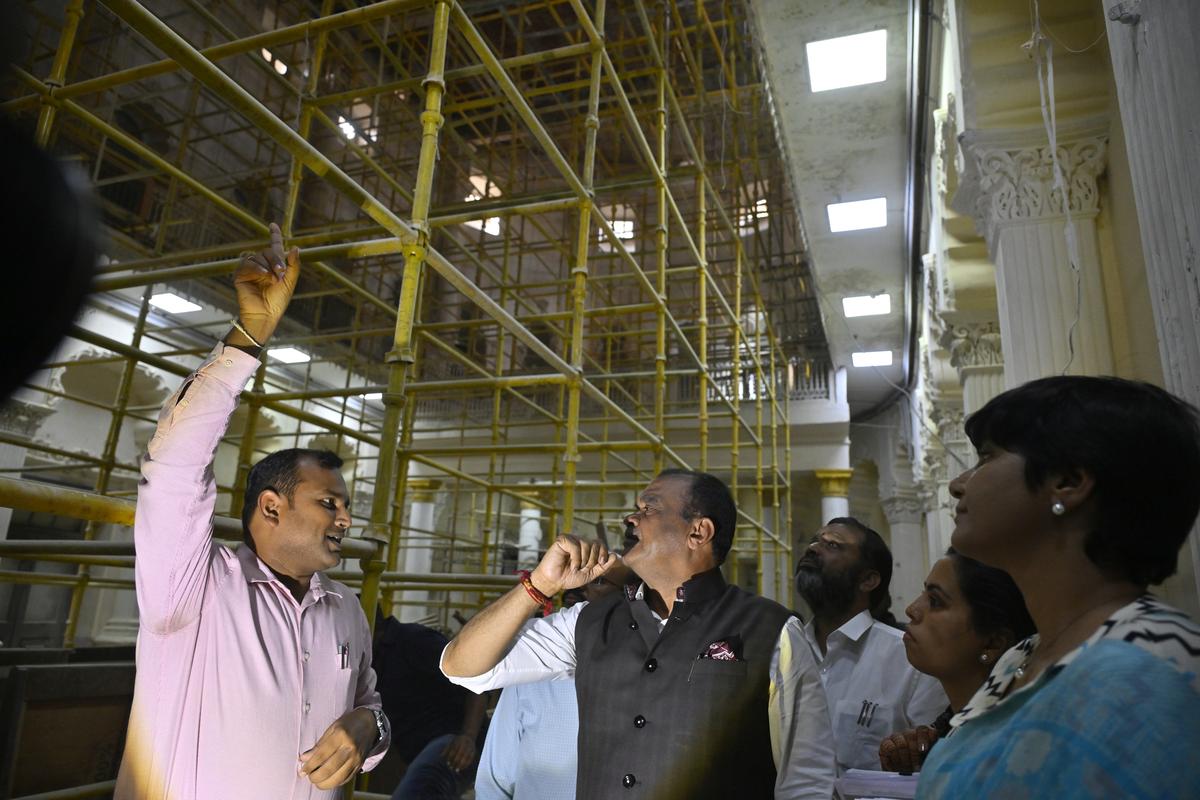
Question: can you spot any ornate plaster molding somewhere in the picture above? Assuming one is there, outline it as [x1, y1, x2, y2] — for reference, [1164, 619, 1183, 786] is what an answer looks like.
[0, 399, 54, 438]
[881, 494, 925, 525]
[929, 400, 964, 435]
[934, 93, 960, 200]
[954, 118, 1110, 250]
[942, 321, 1004, 371]
[976, 136, 1105, 222]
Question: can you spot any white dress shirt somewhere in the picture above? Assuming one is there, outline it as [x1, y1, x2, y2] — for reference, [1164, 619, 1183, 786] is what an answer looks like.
[442, 590, 837, 799]
[792, 610, 948, 772]
[475, 678, 580, 800]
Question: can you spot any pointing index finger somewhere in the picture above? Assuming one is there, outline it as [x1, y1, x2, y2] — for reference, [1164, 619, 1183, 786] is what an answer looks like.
[269, 222, 287, 273]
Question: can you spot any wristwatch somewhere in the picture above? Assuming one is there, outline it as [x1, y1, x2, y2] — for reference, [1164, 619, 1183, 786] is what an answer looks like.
[369, 707, 388, 746]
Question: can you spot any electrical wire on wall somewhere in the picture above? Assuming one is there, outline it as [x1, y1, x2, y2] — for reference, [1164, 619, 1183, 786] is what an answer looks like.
[1024, 0, 1105, 376]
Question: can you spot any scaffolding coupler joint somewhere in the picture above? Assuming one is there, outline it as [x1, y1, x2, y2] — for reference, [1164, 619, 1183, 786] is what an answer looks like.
[385, 347, 416, 365]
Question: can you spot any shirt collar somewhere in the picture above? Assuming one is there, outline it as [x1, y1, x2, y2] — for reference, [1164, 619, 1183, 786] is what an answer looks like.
[628, 567, 727, 607]
[835, 609, 875, 641]
[236, 544, 341, 602]
[802, 608, 875, 649]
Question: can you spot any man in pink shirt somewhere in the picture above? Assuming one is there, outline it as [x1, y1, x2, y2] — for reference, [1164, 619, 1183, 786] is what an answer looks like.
[116, 225, 390, 799]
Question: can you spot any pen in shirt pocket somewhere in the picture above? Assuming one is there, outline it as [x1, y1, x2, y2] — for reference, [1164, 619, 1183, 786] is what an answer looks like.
[857, 700, 879, 726]
[338, 641, 349, 669]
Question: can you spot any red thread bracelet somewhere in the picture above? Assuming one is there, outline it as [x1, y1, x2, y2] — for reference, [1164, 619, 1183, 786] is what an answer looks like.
[517, 570, 554, 616]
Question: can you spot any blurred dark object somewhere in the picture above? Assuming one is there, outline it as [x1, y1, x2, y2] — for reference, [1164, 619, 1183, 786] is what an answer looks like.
[0, 114, 98, 400]
[0, 3, 30, 71]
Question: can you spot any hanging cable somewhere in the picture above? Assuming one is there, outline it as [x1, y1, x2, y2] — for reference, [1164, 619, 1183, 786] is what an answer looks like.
[1026, 0, 1085, 375]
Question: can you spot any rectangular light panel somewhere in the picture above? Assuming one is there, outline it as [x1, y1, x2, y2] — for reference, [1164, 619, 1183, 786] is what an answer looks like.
[827, 197, 888, 233]
[148, 292, 201, 314]
[806, 29, 888, 93]
[268, 347, 311, 364]
[851, 350, 893, 368]
[842, 293, 891, 318]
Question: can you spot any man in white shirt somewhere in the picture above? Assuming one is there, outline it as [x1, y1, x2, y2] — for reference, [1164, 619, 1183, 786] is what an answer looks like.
[443, 469, 836, 799]
[791, 517, 948, 773]
[474, 568, 631, 800]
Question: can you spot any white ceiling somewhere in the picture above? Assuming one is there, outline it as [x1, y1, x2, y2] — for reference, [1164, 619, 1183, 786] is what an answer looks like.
[750, 0, 914, 416]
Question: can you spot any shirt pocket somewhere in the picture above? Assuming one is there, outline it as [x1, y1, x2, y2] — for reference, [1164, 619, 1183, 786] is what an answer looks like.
[688, 658, 749, 680]
[329, 643, 358, 708]
[833, 697, 893, 770]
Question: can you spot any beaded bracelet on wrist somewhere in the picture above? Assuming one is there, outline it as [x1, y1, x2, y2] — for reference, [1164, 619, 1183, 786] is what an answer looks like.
[517, 570, 554, 616]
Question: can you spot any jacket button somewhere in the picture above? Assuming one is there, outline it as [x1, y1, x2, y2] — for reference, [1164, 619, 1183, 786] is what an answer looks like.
[629, 620, 638, 630]
[622, 773, 636, 788]
[633, 715, 646, 728]
[644, 658, 657, 672]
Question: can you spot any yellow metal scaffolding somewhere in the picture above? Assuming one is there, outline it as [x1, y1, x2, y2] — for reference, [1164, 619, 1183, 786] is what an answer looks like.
[1, 0, 825, 651]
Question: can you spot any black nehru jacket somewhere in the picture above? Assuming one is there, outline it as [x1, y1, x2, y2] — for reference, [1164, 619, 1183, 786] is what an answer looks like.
[574, 568, 793, 799]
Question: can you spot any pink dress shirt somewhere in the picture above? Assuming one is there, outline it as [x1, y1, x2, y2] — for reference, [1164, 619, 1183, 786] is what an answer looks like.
[115, 344, 389, 799]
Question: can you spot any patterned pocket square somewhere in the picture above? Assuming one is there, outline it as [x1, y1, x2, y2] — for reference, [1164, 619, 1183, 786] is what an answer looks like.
[704, 639, 739, 661]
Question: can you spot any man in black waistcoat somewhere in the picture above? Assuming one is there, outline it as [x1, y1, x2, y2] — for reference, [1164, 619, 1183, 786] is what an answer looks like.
[442, 469, 835, 799]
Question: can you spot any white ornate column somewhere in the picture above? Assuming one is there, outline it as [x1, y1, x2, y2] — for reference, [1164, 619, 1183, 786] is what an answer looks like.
[967, 128, 1115, 387]
[925, 402, 968, 558]
[945, 322, 1006, 414]
[400, 479, 440, 622]
[881, 494, 927, 615]
[1104, 0, 1200, 614]
[814, 469, 852, 523]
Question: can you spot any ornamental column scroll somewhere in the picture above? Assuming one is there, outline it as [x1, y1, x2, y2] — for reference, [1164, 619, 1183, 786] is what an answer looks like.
[965, 127, 1115, 387]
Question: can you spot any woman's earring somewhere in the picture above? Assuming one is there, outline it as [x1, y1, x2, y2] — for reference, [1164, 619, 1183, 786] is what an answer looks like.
[1051, 500, 1066, 516]
[979, 653, 990, 664]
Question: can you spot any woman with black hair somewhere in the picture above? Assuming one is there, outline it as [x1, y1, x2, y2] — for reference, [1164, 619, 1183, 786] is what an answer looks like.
[915, 376, 1200, 798]
[877, 549, 1034, 772]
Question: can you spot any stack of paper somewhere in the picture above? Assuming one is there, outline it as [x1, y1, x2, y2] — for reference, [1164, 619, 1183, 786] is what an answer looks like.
[834, 768, 919, 800]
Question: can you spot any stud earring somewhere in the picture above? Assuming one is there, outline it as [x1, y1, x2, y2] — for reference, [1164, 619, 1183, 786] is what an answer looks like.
[1051, 501, 1066, 516]
[979, 653, 990, 664]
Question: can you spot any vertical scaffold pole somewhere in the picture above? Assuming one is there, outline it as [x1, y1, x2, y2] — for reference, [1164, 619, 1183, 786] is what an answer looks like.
[375, 0, 452, 620]
[562, 0, 607, 532]
[697, 135, 709, 473]
[652, 1, 669, 476]
[34, 0, 85, 147]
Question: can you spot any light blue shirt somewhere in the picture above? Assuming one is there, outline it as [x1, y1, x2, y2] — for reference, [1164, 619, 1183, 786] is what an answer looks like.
[475, 678, 579, 800]
[918, 596, 1200, 799]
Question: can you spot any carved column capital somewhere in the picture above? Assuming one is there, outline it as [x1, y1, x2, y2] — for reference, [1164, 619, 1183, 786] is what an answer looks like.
[0, 400, 54, 438]
[958, 122, 1108, 249]
[928, 401, 965, 439]
[881, 494, 925, 526]
[977, 136, 1106, 229]
[814, 469, 853, 498]
[942, 321, 1004, 373]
